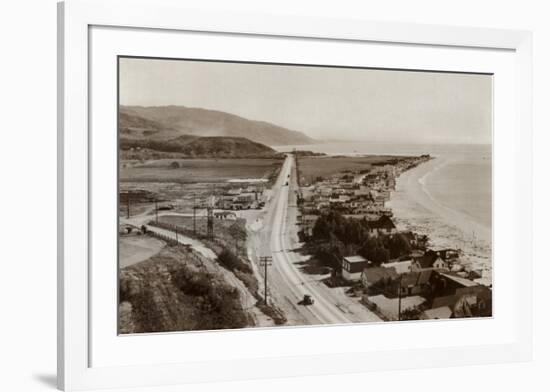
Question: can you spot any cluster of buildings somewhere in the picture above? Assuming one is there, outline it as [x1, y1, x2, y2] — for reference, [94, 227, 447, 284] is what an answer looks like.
[296, 154, 492, 321]
[339, 249, 491, 320]
[214, 185, 266, 211]
[300, 165, 396, 220]
[298, 158, 429, 237]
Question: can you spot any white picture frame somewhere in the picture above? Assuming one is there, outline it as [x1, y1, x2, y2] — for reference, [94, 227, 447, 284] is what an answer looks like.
[58, 0, 533, 390]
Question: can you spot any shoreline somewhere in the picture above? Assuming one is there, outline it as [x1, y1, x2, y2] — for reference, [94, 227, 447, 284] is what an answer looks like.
[388, 157, 492, 281]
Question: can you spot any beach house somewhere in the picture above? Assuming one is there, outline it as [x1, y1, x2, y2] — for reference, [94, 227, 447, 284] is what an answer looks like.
[367, 215, 397, 237]
[341, 255, 370, 281]
[411, 251, 449, 272]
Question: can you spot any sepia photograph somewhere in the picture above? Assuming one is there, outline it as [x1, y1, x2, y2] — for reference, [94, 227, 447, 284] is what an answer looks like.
[117, 57, 493, 334]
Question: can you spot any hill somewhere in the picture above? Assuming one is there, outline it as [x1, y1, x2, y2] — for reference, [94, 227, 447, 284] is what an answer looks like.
[119, 110, 182, 141]
[179, 136, 276, 157]
[120, 133, 277, 158]
[121, 105, 316, 146]
[119, 245, 251, 333]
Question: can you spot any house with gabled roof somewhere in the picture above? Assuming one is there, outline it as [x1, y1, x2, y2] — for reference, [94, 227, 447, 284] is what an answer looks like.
[361, 266, 398, 293]
[411, 250, 449, 272]
[367, 215, 397, 237]
[429, 284, 492, 318]
[395, 269, 434, 297]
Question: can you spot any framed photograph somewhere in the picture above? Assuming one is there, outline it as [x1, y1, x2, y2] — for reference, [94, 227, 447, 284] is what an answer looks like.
[58, 0, 533, 390]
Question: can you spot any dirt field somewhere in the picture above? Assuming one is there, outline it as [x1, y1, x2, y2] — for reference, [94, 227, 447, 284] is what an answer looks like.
[120, 158, 283, 184]
[119, 234, 166, 268]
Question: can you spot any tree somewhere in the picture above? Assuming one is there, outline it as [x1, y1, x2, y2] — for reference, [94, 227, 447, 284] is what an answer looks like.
[312, 215, 332, 240]
[359, 237, 389, 266]
[312, 211, 371, 246]
[387, 233, 411, 259]
[228, 222, 246, 255]
[217, 248, 251, 273]
[400, 306, 422, 321]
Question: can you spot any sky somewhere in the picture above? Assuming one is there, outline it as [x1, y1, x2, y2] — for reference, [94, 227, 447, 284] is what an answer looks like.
[119, 57, 493, 145]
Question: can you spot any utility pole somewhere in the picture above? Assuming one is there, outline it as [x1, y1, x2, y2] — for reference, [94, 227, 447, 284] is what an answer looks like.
[175, 225, 179, 244]
[155, 199, 158, 224]
[126, 192, 130, 219]
[192, 194, 196, 235]
[206, 207, 214, 240]
[398, 274, 403, 321]
[259, 256, 272, 305]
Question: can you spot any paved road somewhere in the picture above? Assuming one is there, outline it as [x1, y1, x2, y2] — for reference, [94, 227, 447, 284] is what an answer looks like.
[260, 154, 381, 325]
[120, 154, 380, 326]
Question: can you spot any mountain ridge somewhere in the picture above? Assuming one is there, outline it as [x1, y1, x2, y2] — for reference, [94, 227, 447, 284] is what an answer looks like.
[121, 105, 316, 146]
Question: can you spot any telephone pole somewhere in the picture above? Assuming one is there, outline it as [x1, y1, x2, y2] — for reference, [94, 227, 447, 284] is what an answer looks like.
[126, 192, 130, 219]
[192, 194, 197, 235]
[398, 274, 403, 321]
[155, 199, 158, 223]
[259, 256, 272, 305]
[206, 206, 214, 240]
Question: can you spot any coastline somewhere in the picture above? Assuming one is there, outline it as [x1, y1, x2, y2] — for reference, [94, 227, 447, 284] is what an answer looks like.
[388, 157, 492, 282]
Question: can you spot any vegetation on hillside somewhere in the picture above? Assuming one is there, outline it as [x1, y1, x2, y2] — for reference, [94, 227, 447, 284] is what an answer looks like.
[120, 135, 278, 159]
[119, 245, 251, 333]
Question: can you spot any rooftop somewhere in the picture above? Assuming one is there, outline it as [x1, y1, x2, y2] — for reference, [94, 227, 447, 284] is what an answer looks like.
[344, 255, 368, 264]
[440, 273, 478, 288]
[382, 260, 412, 274]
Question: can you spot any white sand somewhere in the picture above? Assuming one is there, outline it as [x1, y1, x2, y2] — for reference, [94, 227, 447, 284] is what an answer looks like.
[387, 157, 493, 282]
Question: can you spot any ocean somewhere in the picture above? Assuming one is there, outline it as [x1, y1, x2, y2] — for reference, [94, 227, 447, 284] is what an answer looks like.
[274, 142, 493, 281]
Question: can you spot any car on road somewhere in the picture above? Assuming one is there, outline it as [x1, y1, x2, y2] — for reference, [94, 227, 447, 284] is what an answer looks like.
[158, 204, 175, 211]
[298, 294, 314, 306]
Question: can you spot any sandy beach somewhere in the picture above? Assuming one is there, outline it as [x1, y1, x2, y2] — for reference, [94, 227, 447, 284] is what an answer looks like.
[387, 157, 493, 283]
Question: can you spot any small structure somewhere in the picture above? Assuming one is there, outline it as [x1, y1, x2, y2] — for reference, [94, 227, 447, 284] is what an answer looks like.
[341, 255, 370, 281]
[214, 211, 237, 220]
[432, 248, 461, 261]
[439, 273, 479, 289]
[367, 215, 397, 237]
[411, 251, 449, 272]
[396, 270, 433, 297]
[430, 285, 492, 318]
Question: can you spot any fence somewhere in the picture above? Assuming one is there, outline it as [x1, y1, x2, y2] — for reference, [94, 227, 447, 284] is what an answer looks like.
[146, 229, 211, 269]
[148, 220, 254, 275]
[147, 229, 182, 247]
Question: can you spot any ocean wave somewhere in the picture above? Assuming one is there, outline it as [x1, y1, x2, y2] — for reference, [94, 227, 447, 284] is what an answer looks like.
[390, 158, 493, 281]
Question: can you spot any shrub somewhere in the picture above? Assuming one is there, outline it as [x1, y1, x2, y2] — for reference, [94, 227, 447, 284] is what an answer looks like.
[217, 248, 252, 273]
